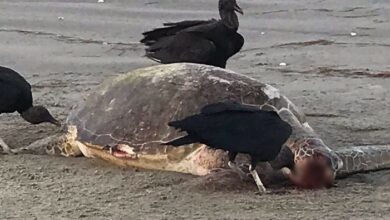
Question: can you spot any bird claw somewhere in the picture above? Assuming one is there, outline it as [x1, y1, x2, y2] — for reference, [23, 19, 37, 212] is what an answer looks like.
[328, 182, 338, 188]
[228, 161, 250, 181]
[0, 138, 16, 155]
[1, 148, 16, 155]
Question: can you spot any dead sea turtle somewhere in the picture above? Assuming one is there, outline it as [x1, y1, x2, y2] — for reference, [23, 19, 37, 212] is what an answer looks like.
[17, 63, 390, 189]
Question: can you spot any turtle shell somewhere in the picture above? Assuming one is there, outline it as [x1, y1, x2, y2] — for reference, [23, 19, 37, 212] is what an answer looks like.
[66, 63, 316, 172]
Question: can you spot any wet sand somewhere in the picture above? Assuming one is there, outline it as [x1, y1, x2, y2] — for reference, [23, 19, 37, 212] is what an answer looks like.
[0, 0, 389, 219]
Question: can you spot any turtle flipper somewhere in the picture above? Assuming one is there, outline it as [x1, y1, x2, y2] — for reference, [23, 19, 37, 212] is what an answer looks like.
[10, 125, 83, 156]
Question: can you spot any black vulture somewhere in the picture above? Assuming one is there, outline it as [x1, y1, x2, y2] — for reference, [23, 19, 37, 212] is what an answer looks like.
[0, 66, 60, 153]
[164, 102, 292, 192]
[140, 0, 244, 68]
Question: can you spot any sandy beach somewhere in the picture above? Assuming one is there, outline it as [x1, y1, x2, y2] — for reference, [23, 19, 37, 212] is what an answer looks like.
[0, 0, 389, 219]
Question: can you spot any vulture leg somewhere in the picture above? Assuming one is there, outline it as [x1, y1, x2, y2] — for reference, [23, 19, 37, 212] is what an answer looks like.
[0, 137, 13, 154]
[227, 151, 248, 180]
[249, 159, 267, 193]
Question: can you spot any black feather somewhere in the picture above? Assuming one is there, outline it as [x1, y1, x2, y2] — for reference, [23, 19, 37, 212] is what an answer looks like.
[163, 135, 198, 146]
[0, 66, 32, 113]
[0, 66, 59, 126]
[165, 102, 292, 167]
[201, 101, 260, 115]
[140, 0, 244, 68]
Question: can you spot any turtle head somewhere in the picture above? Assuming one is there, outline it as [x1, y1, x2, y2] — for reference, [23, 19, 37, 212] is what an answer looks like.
[286, 138, 343, 189]
[21, 106, 61, 126]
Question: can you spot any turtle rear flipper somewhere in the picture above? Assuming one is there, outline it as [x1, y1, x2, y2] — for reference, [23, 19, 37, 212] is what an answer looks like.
[11, 125, 84, 157]
[10, 135, 60, 155]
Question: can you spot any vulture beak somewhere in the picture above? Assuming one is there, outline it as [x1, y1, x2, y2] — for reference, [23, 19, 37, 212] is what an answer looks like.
[234, 3, 244, 15]
[49, 116, 61, 127]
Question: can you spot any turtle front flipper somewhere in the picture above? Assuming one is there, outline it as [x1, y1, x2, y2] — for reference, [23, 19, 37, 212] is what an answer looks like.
[335, 145, 390, 178]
